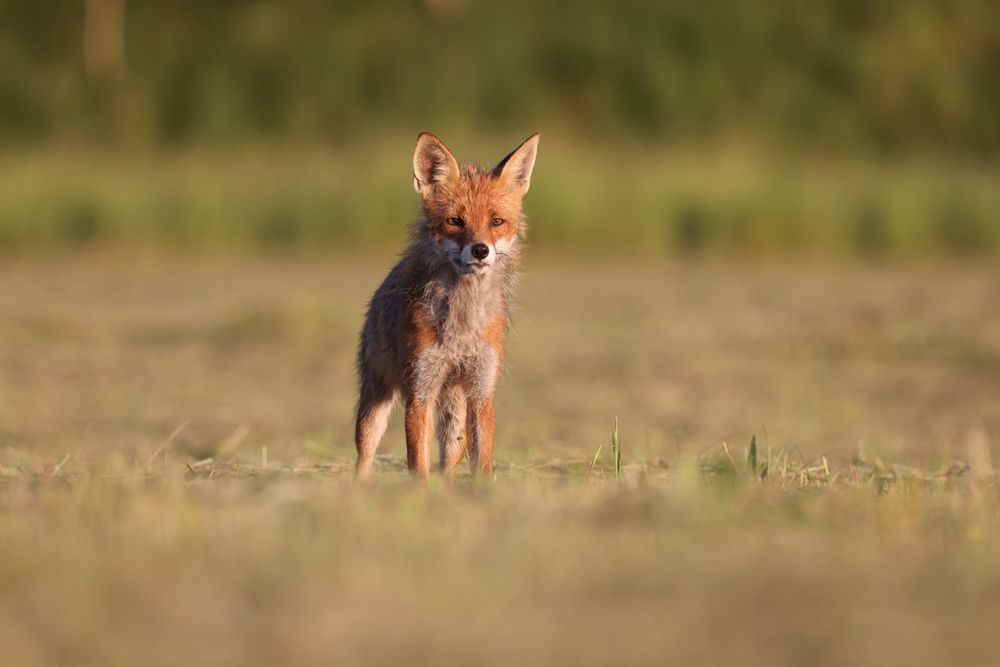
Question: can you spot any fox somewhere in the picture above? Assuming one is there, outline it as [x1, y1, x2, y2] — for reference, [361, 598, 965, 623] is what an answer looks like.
[354, 132, 539, 480]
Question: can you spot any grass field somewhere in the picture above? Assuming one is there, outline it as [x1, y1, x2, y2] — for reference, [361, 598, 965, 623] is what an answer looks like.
[2, 254, 999, 665]
[1, 146, 998, 256]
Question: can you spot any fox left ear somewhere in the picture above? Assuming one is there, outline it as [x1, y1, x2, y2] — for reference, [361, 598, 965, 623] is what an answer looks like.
[493, 133, 539, 195]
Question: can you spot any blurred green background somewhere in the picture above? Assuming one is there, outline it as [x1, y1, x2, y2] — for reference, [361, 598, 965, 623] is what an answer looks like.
[0, 0, 997, 255]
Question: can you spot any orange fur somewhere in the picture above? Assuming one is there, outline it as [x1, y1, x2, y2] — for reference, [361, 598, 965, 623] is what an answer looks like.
[354, 133, 538, 479]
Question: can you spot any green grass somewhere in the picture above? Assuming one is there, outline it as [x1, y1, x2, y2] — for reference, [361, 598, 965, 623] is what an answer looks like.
[1, 255, 999, 665]
[0, 144, 997, 256]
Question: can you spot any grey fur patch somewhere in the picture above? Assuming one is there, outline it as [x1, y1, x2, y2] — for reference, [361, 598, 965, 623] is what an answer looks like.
[355, 215, 519, 463]
[436, 383, 467, 469]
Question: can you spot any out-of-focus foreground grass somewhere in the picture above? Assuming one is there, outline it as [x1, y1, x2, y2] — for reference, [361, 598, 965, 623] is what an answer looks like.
[1, 143, 997, 256]
[2, 458, 999, 667]
[1, 255, 999, 665]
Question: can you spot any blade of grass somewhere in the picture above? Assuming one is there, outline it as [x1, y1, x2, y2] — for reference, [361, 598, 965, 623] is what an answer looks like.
[589, 445, 604, 474]
[611, 417, 622, 480]
[144, 419, 190, 473]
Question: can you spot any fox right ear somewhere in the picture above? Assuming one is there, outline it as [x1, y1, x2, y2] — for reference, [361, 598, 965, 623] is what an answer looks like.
[413, 133, 460, 196]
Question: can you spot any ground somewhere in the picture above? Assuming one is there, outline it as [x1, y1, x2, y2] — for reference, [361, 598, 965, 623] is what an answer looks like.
[1, 255, 998, 665]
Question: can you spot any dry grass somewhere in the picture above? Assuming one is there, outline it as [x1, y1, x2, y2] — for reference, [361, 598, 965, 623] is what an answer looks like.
[1, 255, 999, 665]
[2, 254, 997, 463]
[2, 452, 999, 666]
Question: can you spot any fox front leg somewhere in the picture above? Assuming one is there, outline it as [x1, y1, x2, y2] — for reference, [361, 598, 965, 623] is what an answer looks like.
[466, 397, 496, 476]
[404, 396, 434, 478]
[464, 345, 501, 477]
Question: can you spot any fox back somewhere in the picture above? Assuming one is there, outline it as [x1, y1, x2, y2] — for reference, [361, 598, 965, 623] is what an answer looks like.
[354, 133, 539, 479]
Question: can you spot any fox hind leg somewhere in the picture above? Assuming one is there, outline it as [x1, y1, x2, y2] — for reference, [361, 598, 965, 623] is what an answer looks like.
[354, 376, 395, 480]
[436, 383, 467, 474]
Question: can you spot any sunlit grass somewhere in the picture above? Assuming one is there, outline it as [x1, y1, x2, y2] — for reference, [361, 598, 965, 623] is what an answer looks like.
[1, 439, 998, 666]
[1, 254, 998, 665]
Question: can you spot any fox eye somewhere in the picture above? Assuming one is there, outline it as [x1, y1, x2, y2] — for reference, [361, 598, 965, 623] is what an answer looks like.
[491, 217, 505, 227]
[446, 217, 465, 228]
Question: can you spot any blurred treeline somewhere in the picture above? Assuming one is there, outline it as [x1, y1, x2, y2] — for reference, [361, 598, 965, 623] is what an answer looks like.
[3, 0, 997, 152]
[0, 0, 997, 255]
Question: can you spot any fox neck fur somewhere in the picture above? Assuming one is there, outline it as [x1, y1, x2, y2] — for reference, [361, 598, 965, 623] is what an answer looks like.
[410, 230, 517, 341]
[391, 228, 517, 406]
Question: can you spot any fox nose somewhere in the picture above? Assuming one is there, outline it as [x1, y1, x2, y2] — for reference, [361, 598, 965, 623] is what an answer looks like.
[471, 243, 490, 260]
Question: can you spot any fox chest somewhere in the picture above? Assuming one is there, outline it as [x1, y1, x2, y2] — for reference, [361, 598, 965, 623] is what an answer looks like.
[407, 289, 503, 401]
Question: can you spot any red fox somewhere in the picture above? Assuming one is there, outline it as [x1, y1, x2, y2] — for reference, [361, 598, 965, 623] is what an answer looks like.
[354, 132, 539, 479]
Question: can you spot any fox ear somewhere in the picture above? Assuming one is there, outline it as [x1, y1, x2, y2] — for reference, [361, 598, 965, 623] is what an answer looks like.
[413, 133, 460, 195]
[493, 133, 539, 195]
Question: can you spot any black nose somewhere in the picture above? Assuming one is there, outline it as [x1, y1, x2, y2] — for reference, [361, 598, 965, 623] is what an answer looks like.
[471, 243, 490, 260]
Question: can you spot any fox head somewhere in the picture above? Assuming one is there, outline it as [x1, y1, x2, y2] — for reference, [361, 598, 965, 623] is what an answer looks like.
[413, 132, 538, 276]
